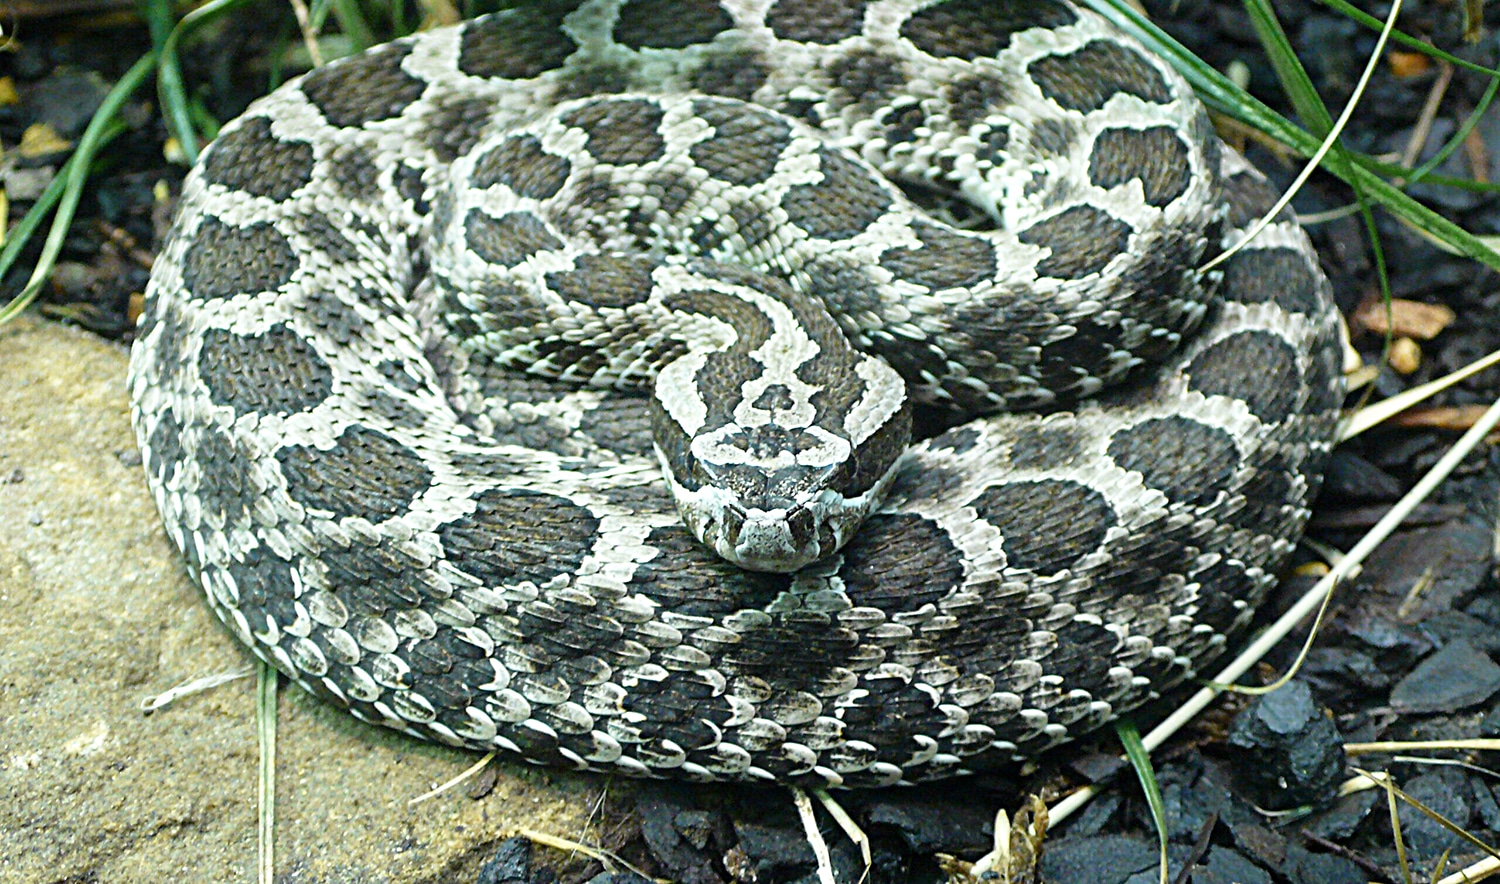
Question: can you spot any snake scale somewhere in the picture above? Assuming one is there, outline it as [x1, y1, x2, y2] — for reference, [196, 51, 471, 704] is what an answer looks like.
[128, 0, 1346, 786]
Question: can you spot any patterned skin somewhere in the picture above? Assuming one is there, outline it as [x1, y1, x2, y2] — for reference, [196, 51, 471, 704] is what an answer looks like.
[128, 0, 1344, 786]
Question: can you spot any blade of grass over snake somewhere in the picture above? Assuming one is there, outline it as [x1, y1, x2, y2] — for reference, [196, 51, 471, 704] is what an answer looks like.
[1243, 0, 1335, 137]
[1199, 0, 1400, 275]
[1083, 0, 1500, 272]
[0, 51, 154, 326]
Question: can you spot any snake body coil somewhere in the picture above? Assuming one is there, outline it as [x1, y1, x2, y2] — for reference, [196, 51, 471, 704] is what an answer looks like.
[129, 0, 1345, 786]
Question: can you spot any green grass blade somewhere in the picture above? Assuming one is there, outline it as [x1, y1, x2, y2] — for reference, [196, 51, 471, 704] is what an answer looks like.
[1314, 0, 1495, 73]
[0, 144, 96, 312]
[0, 52, 156, 326]
[1118, 719, 1170, 884]
[157, 0, 260, 164]
[1361, 161, 1500, 194]
[1081, 0, 1500, 272]
[1408, 70, 1500, 185]
[141, 0, 199, 162]
[331, 0, 379, 51]
[1242, 0, 1335, 137]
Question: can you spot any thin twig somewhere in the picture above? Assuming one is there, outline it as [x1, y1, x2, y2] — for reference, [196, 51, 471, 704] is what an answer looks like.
[1397, 60, 1454, 174]
[407, 752, 496, 806]
[1342, 346, 1500, 440]
[257, 660, 278, 884]
[286, 0, 325, 67]
[791, 787, 837, 884]
[811, 787, 871, 883]
[139, 665, 253, 714]
[1347, 739, 1500, 755]
[521, 829, 657, 881]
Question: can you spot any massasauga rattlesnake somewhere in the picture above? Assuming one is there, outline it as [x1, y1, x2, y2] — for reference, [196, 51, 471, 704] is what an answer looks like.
[128, 0, 1346, 786]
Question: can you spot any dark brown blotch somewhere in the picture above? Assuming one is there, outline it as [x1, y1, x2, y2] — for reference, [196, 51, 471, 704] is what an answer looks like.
[613, 0, 733, 49]
[302, 43, 425, 129]
[1107, 415, 1241, 506]
[202, 117, 315, 201]
[276, 425, 433, 521]
[767, 0, 868, 43]
[1088, 126, 1192, 208]
[900, 0, 1075, 60]
[457, 4, 578, 80]
[879, 220, 996, 291]
[689, 101, 793, 186]
[947, 73, 1012, 129]
[437, 488, 601, 590]
[183, 217, 298, 301]
[472, 134, 573, 200]
[839, 513, 962, 614]
[424, 95, 496, 163]
[1187, 330, 1303, 424]
[970, 478, 1116, 575]
[826, 49, 907, 109]
[781, 148, 891, 240]
[200, 324, 334, 415]
[1018, 205, 1132, 279]
[464, 209, 562, 267]
[559, 98, 667, 166]
[545, 254, 658, 309]
[1028, 40, 1172, 113]
[1218, 246, 1325, 317]
[691, 48, 770, 100]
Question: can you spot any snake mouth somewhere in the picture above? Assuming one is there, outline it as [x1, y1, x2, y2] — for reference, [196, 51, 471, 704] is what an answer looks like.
[664, 480, 854, 573]
[717, 500, 823, 572]
[654, 435, 908, 572]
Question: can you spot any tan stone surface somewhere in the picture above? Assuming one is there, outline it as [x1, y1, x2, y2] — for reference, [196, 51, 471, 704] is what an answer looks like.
[0, 316, 595, 883]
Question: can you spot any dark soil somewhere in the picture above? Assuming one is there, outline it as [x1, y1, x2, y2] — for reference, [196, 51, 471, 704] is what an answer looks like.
[7, 1, 1500, 882]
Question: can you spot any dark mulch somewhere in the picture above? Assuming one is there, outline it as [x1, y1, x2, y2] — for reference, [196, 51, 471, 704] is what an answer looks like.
[7, 1, 1500, 882]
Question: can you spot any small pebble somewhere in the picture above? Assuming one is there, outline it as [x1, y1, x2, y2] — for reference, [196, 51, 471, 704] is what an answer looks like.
[1226, 680, 1344, 809]
[474, 837, 531, 884]
[1398, 768, 1473, 859]
[1387, 336, 1420, 374]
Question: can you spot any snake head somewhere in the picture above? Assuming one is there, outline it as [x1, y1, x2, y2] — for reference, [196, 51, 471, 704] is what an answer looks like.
[652, 354, 911, 573]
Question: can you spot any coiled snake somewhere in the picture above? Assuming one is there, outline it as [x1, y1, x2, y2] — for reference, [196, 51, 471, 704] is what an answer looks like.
[128, 0, 1345, 786]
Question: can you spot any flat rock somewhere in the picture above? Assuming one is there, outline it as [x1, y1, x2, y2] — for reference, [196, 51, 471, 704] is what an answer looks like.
[0, 317, 593, 883]
[1390, 638, 1500, 713]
